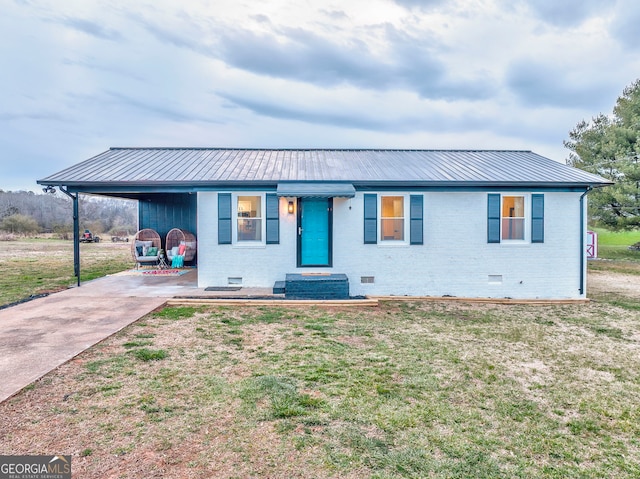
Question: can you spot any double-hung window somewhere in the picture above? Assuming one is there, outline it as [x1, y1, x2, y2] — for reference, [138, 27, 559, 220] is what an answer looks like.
[488, 193, 544, 243]
[381, 196, 405, 241]
[237, 195, 262, 242]
[364, 194, 423, 245]
[218, 193, 279, 245]
[501, 196, 525, 240]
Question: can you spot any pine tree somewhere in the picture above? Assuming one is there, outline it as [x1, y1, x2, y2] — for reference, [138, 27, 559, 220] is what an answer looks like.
[565, 79, 640, 229]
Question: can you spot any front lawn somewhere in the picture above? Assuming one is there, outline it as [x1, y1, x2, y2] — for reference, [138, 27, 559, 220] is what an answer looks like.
[1, 293, 640, 477]
[591, 227, 640, 262]
[0, 238, 131, 307]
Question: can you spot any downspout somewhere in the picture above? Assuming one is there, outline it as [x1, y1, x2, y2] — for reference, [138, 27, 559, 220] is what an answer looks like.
[59, 187, 81, 287]
[579, 187, 593, 296]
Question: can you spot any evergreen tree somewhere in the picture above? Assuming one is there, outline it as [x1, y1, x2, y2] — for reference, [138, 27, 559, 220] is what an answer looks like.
[565, 79, 640, 229]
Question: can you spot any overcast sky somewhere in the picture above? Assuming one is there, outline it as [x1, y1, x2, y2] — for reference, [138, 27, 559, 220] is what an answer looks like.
[2, 0, 639, 191]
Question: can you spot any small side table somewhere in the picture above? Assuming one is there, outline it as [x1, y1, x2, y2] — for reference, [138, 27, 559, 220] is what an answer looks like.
[157, 250, 169, 269]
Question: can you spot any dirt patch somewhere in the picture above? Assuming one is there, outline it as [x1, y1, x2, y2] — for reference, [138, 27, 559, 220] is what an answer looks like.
[589, 270, 640, 299]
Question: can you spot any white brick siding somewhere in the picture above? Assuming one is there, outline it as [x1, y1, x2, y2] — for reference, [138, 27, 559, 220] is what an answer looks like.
[197, 191, 586, 299]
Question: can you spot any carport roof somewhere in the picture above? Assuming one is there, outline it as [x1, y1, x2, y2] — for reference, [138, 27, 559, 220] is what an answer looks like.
[38, 148, 612, 192]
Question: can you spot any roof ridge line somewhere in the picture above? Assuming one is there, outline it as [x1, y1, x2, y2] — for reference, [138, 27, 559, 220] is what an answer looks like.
[109, 147, 534, 153]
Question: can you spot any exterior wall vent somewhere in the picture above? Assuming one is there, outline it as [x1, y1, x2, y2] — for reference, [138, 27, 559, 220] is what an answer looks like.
[228, 277, 242, 285]
[361, 276, 375, 284]
[488, 275, 503, 285]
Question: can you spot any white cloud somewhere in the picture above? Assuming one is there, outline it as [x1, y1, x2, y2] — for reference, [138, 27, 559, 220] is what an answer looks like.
[510, 0, 615, 27]
[0, 0, 638, 191]
[609, 0, 640, 50]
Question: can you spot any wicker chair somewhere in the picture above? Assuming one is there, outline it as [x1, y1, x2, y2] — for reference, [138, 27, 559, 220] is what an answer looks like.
[131, 228, 162, 268]
[165, 228, 197, 264]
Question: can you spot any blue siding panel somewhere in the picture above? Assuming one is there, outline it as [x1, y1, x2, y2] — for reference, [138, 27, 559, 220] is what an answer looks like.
[138, 193, 197, 248]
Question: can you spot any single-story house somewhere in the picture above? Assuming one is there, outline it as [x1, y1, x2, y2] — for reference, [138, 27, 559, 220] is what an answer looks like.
[38, 148, 611, 299]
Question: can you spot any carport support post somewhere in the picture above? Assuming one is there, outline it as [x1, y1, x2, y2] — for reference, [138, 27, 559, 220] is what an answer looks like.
[60, 187, 81, 287]
[73, 193, 80, 286]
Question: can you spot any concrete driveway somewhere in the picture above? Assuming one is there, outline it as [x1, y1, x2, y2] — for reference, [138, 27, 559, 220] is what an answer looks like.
[0, 270, 199, 403]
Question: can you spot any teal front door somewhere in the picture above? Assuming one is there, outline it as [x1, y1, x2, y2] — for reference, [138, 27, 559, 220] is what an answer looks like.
[298, 198, 332, 267]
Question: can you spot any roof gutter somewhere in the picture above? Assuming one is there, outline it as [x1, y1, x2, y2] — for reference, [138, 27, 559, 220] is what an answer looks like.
[579, 187, 593, 296]
[35, 179, 613, 193]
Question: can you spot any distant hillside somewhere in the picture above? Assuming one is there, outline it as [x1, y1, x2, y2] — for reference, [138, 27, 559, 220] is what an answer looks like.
[0, 190, 137, 235]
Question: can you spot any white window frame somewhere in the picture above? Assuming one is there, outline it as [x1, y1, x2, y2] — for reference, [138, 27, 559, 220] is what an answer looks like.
[500, 194, 529, 243]
[233, 193, 266, 246]
[379, 194, 409, 244]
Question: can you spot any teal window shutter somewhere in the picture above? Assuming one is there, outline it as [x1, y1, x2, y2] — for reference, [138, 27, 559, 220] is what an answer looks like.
[364, 194, 377, 244]
[410, 195, 423, 245]
[265, 194, 279, 244]
[531, 194, 544, 243]
[218, 193, 232, 244]
[487, 194, 500, 243]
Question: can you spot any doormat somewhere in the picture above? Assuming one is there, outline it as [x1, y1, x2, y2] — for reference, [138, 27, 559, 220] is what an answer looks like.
[114, 269, 191, 276]
[204, 286, 242, 291]
[142, 269, 190, 276]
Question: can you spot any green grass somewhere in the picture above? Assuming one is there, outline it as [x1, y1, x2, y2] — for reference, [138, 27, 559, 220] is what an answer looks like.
[588, 227, 640, 273]
[0, 238, 131, 307]
[4, 293, 640, 478]
[152, 306, 200, 320]
[130, 348, 169, 361]
[592, 227, 640, 246]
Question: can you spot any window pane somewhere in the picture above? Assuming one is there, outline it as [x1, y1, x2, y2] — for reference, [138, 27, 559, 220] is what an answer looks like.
[237, 196, 262, 241]
[382, 196, 404, 218]
[502, 218, 524, 240]
[381, 219, 404, 241]
[502, 196, 524, 218]
[238, 219, 262, 241]
[238, 196, 261, 218]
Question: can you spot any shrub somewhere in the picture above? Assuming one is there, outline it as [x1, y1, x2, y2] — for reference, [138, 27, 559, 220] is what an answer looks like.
[0, 214, 39, 235]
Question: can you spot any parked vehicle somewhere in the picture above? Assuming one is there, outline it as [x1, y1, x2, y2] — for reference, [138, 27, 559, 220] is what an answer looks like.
[111, 233, 129, 242]
[79, 229, 100, 243]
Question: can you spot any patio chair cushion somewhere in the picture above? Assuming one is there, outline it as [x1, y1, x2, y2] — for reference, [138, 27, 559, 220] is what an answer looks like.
[172, 255, 184, 268]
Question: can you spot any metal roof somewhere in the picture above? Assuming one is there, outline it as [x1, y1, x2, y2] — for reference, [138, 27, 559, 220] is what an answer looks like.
[38, 148, 612, 191]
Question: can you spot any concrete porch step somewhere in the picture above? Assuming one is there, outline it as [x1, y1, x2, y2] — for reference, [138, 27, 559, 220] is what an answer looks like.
[280, 273, 350, 300]
[273, 281, 286, 294]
